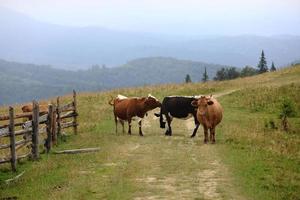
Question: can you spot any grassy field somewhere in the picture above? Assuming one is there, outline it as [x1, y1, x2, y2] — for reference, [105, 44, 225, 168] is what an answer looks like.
[0, 65, 299, 199]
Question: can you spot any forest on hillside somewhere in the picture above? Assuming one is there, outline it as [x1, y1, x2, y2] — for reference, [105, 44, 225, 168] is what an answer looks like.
[0, 57, 225, 105]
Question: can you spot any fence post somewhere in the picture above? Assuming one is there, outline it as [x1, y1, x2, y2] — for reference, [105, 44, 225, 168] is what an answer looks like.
[56, 97, 61, 137]
[73, 90, 78, 135]
[52, 105, 57, 145]
[32, 101, 39, 160]
[9, 106, 17, 172]
[45, 104, 53, 153]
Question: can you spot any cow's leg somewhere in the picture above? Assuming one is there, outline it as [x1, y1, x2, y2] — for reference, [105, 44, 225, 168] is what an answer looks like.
[165, 114, 172, 136]
[190, 123, 200, 138]
[128, 118, 132, 135]
[209, 128, 213, 142]
[119, 120, 125, 134]
[138, 119, 143, 136]
[190, 116, 200, 138]
[211, 127, 216, 144]
[114, 115, 118, 134]
[203, 126, 209, 143]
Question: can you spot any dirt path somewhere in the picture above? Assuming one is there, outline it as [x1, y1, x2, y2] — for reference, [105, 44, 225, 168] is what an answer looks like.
[127, 89, 244, 200]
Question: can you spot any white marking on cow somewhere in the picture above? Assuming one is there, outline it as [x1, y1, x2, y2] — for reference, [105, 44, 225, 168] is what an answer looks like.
[162, 114, 167, 123]
[167, 113, 174, 121]
[132, 116, 143, 122]
[148, 94, 158, 100]
[117, 94, 128, 100]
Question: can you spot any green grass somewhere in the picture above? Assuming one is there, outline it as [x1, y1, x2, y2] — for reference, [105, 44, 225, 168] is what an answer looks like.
[0, 65, 300, 199]
[216, 94, 300, 200]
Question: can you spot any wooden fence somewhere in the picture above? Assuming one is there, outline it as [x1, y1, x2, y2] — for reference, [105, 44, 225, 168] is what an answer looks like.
[0, 90, 78, 171]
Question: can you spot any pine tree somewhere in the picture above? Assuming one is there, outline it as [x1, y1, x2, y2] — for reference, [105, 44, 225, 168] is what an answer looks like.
[270, 61, 276, 71]
[185, 74, 192, 83]
[257, 50, 268, 73]
[202, 67, 209, 82]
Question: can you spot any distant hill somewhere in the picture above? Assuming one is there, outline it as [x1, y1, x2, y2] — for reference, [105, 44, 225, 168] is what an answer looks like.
[1, 7, 300, 69]
[0, 57, 225, 105]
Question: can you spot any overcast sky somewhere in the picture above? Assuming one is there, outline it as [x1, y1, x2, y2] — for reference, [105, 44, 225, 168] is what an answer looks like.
[1, 0, 300, 36]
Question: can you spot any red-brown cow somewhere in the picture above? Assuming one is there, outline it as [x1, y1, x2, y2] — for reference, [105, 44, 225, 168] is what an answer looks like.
[191, 95, 223, 143]
[109, 94, 161, 136]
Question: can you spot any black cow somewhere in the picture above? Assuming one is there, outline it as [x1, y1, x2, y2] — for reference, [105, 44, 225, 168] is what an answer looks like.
[154, 96, 200, 137]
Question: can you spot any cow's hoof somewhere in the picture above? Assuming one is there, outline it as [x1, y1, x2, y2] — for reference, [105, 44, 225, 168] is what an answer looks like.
[139, 133, 144, 136]
[204, 140, 208, 144]
[190, 134, 195, 138]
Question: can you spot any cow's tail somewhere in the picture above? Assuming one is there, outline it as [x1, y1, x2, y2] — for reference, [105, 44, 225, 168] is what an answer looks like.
[108, 96, 114, 106]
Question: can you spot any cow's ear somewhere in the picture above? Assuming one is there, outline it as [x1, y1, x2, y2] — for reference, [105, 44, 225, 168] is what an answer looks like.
[208, 100, 214, 105]
[191, 100, 198, 107]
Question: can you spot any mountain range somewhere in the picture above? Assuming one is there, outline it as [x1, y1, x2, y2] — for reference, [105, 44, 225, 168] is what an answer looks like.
[1, 7, 300, 69]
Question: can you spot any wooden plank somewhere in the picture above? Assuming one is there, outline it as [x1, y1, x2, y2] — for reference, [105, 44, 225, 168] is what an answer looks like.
[39, 114, 48, 124]
[15, 129, 32, 137]
[2, 128, 32, 138]
[0, 157, 10, 164]
[58, 102, 74, 113]
[9, 106, 17, 172]
[16, 140, 31, 151]
[0, 123, 9, 129]
[0, 112, 31, 121]
[0, 152, 31, 165]
[0, 121, 27, 129]
[17, 153, 30, 160]
[22, 114, 48, 130]
[5, 171, 25, 184]
[60, 111, 77, 120]
[61, 121, 77, 129]
[0, 111, 48, 121]
[0, 143, 10, 150]
[15, 138, 31, 147]
[54, 147, 100, 154]
[73, 90, 78, 135]
[0, 128, 9, 137]
[22, 120, 32, 130]
[0, 138, 31, 150]
[31, 101, 39, 160]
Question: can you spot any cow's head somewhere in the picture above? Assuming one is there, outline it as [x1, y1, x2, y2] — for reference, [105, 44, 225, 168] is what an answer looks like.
[191, 95, 214, 115]
[144, 94, 162, 110]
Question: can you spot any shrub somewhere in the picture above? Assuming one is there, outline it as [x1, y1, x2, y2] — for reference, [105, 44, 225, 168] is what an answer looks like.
[279, 98, 297, 131]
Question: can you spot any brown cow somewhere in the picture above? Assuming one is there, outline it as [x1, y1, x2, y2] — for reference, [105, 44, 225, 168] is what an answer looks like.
[109, 94, 161, 136]
[191, 95, 223, 143]
[21, 103, 49, 120]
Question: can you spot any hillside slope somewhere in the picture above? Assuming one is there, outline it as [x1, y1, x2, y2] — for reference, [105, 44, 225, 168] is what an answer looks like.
[1, 65, 299, 199]
[0, 57, 224, 105]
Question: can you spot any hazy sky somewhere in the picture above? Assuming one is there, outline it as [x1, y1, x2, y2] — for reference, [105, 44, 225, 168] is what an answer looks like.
[1, 0, 300, 36]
